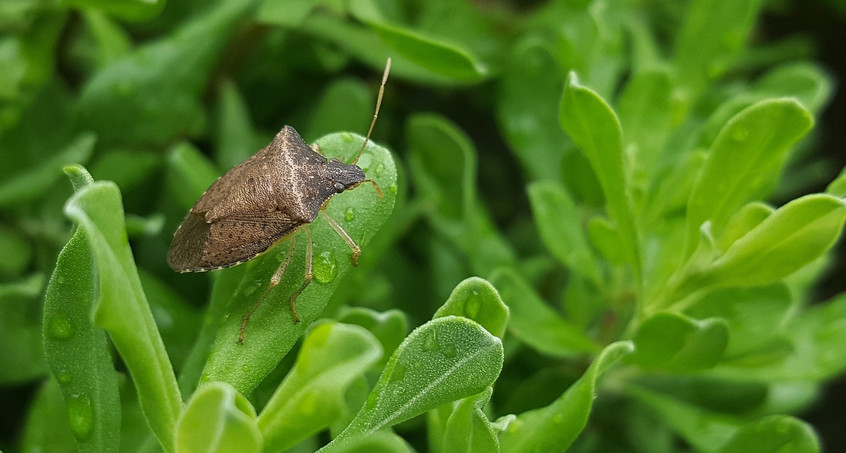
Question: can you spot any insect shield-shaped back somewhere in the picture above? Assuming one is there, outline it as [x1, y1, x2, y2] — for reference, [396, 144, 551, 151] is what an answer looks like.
[167, 125, 365, 272]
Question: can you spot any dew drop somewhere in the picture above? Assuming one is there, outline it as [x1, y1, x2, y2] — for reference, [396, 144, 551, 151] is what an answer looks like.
[389, 362, 407, 383]
[341, 132, 354, 143]
[423, 330, 439, 352]
[55, 369, 73, 384]
[66, 393, 94, 441]
[442, 344, 457, 359]
[374, 163, 385, 176]
[242, 364, 249, 372]
[313, 251, 338, 284]
[388, 184, 398, 195]
[731, 127, 750, 142]
[48, 314, 74, 340]
[464, 291, 482, 319]
[344, 207, 355, 222]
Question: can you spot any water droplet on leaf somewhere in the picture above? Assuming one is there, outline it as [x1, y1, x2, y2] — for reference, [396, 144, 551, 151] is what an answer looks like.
[66, 393, 94, 441]
[344, 207, 355, 222]
[48, 314, 74, 340]
[314, 251, 338, 283]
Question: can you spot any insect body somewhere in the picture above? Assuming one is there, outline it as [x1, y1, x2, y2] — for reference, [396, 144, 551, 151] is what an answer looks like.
[168, 59, 391, 343]
[167, 125, 367, 272]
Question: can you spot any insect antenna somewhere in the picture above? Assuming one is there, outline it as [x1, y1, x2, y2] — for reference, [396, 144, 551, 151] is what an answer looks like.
[352, 57, 391, 166]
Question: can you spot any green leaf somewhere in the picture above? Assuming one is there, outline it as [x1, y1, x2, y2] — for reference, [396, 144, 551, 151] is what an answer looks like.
[62, 165, 182, 452]
[721, 415, 819, 453]
[0, 132, 95, 207]
[825, 164, 846, 197]
[324, 316, 504, 450]
[687, 284, 791, 361]
[628, 386, 820, 452]
[257, 322, 383, 452]
[256, 0, 315, 27]
[323, 431, 411, 453]
[302, 77, 375, 142]
[214, 79, 259, 170]
[199, 131, 397, 396]
[755, 62, 833, 114]
[715, 201, 774, 252]
[441, 387, 498, 453]
[630, 312, 729, 372]
[674, 0, 765, 94]
[433, 276, 509, 339]
[616, 67, 673, 186]
[62, 0, 165, 21]
[560, 72, 640, 277]
[685, 99, 814, 256]
[43, 229, 120, 451]
[19, 379, 78, 453]
[75, 1, 254, 145]
[684, 194, 846, 291]
[498, 341, 634, 453]
[298, 12, 478, 86]
[337, 307, 408, 369]
[165, 141, 222, 211]
[406, 113, 515, 274]
[626, 385, 745, 451]
[348, 0, 487, 83]
[528, 180, 601, 285]
[0, 274, 46, 383]
[497, 38, 569, 180]
[0, 223, 33, 274]
[724, 292, 846, 381]
[176, 382, 261, 453]
[489, 267, 598, 356]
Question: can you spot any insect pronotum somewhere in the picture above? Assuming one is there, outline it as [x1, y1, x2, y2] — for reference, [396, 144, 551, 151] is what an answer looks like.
[167, 58, 392, 343]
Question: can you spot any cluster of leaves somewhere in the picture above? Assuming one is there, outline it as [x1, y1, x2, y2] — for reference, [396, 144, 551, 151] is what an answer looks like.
[3, 0, 846, 451]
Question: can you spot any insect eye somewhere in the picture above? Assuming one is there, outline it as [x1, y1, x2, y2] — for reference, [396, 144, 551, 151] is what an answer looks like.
[333, 182, 345, 193]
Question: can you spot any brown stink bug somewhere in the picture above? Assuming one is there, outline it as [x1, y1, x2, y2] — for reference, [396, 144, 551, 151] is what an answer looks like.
[167, 59, 391, 343]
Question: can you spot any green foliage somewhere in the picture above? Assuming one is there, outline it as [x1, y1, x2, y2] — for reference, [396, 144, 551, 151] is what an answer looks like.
[4, 0, 846, 452]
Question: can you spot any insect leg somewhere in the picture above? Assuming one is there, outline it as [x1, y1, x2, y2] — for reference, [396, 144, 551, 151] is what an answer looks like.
[238, 235, 297, 344]
[320, 210, 361, 266]
[287, 225, 314, 322]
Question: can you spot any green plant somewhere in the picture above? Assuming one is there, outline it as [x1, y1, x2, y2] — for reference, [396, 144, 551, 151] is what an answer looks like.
[3, 0, 846, 452]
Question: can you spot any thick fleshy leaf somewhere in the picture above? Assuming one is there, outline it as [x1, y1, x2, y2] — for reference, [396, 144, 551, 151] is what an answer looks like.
[0, 132, 95, 207]
[489, 267, 597, 356]
[560, 72, 640, 276]
[721, 415, 819, 453]
[498, 341, 634, 452]
[683, 194, 846, 291]
[433, 276, 509, 339]
[630, 312, 729, 371]
[528, 180, 601, 285]
[497, 38, 569, 180]
[75, 2, 253, 145]
[176, 382, 261, 453]
[62, 166, 182, 452]
[628, 385, 820, 452]
[674, 0, 765, 94]
[200, 132, 396, 396]
[257, 322, 383, 452]
[43, 228, 120, 451]
[685, 99, 814, 255]
[0, 274, 46, 384]
[441, 387, 498, 453]
[323, 316, 503, 450]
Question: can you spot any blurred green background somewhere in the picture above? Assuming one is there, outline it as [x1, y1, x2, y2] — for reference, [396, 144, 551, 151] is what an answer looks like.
[3, 0, 846, 451]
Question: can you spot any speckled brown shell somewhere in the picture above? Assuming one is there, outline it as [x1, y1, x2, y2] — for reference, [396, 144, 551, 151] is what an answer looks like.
[167, 126, 351, 272]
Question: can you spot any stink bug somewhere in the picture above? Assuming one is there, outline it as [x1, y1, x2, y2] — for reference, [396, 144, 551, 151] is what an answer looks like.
[168, 59, 391, 343]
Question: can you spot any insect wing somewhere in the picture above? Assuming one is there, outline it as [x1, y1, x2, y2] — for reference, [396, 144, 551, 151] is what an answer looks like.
[168, 210, 300, 271]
